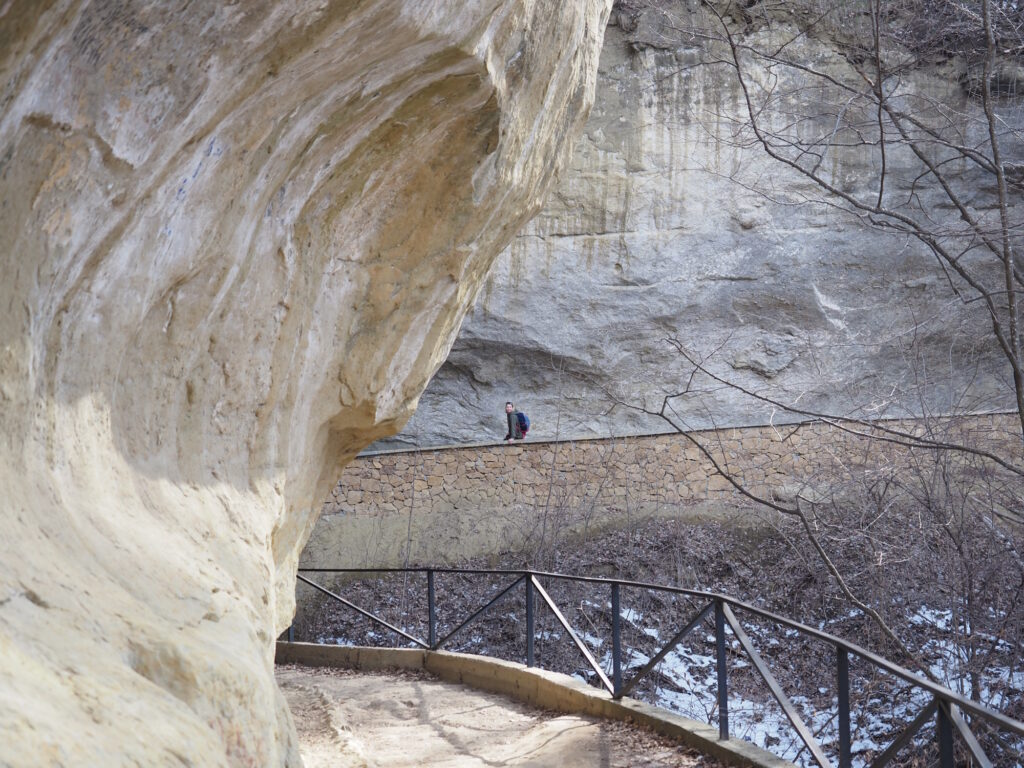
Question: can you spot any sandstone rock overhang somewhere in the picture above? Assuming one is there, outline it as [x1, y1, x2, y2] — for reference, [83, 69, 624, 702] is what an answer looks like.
[0, 1, 611, 764]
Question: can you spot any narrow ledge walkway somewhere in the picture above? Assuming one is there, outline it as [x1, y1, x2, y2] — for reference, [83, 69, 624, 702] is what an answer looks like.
[277, 664, 724, 768]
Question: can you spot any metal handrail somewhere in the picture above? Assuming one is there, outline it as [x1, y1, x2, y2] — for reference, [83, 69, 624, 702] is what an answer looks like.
[293, 567, 1024, 767]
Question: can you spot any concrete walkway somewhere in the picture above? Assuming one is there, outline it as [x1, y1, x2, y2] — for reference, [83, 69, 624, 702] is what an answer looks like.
[277, 664, 723, 768]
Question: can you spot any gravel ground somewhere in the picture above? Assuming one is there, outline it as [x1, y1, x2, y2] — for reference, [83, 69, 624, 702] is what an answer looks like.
[277, 664, 725, 768]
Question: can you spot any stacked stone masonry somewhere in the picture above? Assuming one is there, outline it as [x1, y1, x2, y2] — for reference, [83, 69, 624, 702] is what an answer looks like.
[307, 414, 1019, 569]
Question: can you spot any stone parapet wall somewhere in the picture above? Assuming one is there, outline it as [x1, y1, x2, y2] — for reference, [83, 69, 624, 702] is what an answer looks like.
[305, 414, 1018, 568]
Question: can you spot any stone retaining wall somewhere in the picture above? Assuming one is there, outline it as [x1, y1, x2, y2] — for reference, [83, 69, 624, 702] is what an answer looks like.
[303, 414, 1018, 568]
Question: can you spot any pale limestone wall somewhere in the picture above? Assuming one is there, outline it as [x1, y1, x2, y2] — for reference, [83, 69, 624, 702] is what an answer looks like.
[383, 6, 1023, 450]
[304, 414, 1020, 568]
[0, 1, 610, 765]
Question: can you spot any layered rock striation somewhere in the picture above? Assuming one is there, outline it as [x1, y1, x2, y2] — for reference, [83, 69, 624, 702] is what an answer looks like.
[386, 2, 1021, 448]
[0, 1, 610, 764]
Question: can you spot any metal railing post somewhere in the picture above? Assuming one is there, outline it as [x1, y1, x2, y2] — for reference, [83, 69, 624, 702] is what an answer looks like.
[525, 574, 535, 667]
[294, 566, 1024, 762]
[937, 700, 954, 768]
[427, 569, 436, 649]
[837, 646, 851, 768]
[611, 582, 622, 698]
[715, 599, 729, 740]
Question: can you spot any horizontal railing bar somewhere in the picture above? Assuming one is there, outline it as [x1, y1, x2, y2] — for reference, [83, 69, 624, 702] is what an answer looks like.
[531, 576, 615, 695]
[297, 567, 1024, 735]
[722, 604, 832, 768]
[296, 574, 428, 649]
[619, 601, 714, 699]
[301, 567, 538, 575]
[434, 575, 525, 650]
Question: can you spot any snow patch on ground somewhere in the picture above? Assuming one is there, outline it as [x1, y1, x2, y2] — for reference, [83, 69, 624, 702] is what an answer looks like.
[603, 603, 1022, 767]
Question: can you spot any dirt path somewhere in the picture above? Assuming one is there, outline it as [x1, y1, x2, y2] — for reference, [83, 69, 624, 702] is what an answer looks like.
[277, 664, 723, 768]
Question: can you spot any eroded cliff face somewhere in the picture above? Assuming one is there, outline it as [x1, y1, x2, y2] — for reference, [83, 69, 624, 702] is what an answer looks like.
[0, 1, 610, 764]
[386, 4, 1019, 448]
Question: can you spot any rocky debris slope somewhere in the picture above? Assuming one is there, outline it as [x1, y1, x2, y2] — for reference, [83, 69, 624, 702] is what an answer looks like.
[385, 2, 1019, 449]
[0, 1, 610, 764]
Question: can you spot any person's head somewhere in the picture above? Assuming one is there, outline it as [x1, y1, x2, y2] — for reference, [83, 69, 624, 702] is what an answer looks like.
[505, 401, 514, 413]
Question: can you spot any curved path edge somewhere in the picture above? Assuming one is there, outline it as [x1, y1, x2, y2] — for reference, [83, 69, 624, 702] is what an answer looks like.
[276, 642, 794, 768]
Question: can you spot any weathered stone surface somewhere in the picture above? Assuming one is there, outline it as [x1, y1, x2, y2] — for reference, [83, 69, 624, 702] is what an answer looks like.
[384, 4, 1020, 449]
[0, 1, 610, 764]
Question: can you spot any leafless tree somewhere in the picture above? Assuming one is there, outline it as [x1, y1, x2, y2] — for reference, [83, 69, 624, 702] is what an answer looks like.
[614, 0, 1024, 749]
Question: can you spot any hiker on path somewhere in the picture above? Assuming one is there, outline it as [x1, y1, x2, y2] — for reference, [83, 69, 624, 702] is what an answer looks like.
[504, 401, 523, 442]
